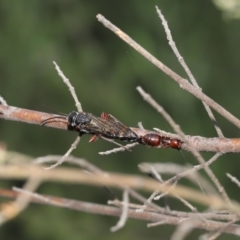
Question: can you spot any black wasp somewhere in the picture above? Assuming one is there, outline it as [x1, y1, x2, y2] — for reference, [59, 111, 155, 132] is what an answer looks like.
[43, 111, 182, 150]
[67, 111, 138, 143]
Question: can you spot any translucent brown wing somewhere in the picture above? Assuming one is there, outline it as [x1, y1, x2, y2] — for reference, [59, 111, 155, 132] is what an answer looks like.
[84, 112, 138, 141]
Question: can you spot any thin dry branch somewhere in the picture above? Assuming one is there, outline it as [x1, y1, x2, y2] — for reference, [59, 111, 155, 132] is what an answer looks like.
[2, 151, 237, 223]
[170, 218, 201, 240]
[109, 199, 238, 223]
[44, 137, 81, 170]
[226, 173, 240, 188]
[0, 104, 68, 130]
[53, 61, 82, 112]
[0, 177, 41, 225]
[99, 142, 139, 155]
[147, 166, 198, 212]
[0, 95, 7, 106]
[96, 14, 240, 130]
[136, 86, 230, 204]
[1, 104, 240, 153]
[155, 6, 223, 138]
[34, 155, 104, 174]
[207, 218, 239, 240]
[0, 188, 240, 235]
[0, 164, 239, 212]
[139, 162, 217, 194]
[40, 61, 83, 169]
[110, 188, 129, 232]
[164, 153, 222, 186]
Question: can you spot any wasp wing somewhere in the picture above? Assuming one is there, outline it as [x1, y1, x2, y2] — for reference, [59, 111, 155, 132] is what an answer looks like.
[84, 113, 137, 141]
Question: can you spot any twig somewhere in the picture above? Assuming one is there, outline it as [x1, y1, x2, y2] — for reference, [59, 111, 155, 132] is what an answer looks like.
[53, 61, 82, 112]
[34, 155, 103, 174]
[99, 142, 138, 155]
[0, 95, 7, 106]
[139, 162, 216, 195]
[0, 104, 68, 130]
[136, 86, 230, 204]
[170, 218, 201, 240]
[111, 189, 129, 232]
[147, 220, 166, 227]
[44, 136, 81, 170]
[99, 136, 132, 152]
[1, 188, 240, 235]
[107, 199, 238, 222]
[165, 153, 222, 187]
[149, 167, 198, 212]
[127, 188, 164, 213]
[207, 218, 239, 240]
[155, 6, 223, 138]
[226, 173, 240, 188]
[0, 177, 41, 225]
[96, 14, 240, 129]
[0, 164, 238, 211]
[2, 104, 240, 153]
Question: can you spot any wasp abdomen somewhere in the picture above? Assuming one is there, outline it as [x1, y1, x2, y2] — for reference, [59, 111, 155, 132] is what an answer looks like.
[141, 133, 162, 147]
[140, 133, 182, 150]
[169, 139, 182, 150]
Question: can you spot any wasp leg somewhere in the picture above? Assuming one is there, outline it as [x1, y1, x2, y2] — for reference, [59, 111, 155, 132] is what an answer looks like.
[100, 112, 109, 120]
[89, 134, 99, 143]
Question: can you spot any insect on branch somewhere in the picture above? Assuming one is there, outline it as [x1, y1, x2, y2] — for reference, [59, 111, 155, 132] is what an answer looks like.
[2, 104, 240, 153]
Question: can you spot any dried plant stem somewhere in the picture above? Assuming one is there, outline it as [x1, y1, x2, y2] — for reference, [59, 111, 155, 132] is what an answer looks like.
[34, 155, 104, 174]
[0, 177, 41, 225]
[0, 104, 68, 130]
[110, 188, 129, 232]
[44, 137, 81, 170]
[0, 165, 239, 212]
[165, 153, 222, 186]
[149, 170, 198, 212]
[53, 61, 82, 112]
[109, 199, 237, 222]
[96, 14, 240, 130]
[1, 104, 240, 153]
[155, 6, 223, 138]
[0, 95, 7, 106]
[139, 162, 217, 195]
[136, 86, 230, 204]
[226, 173, 240, 188]
[207, 218, 239, 240]
[0, 188, 240, 235]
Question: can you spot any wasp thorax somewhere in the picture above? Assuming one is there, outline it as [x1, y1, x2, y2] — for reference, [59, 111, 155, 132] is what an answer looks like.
[75, 113, 91, 127]
[67, 112, 91, 128]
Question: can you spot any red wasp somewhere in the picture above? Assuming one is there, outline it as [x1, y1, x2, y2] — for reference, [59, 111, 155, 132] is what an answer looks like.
[139, 133, 182, 150]
[66, 111, 138, 143]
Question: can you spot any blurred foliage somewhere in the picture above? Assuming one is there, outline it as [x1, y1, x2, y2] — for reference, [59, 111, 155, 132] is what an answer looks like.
[0, 0, 240, 239]
[213, 0, 240, 19]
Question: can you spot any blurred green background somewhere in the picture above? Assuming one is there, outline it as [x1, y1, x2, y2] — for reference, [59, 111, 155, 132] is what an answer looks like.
[1, 1, 240, 239]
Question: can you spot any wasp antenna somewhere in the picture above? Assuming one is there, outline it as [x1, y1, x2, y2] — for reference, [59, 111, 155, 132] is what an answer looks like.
[41, 103, 68, 117]
[41, 115, 67, 126]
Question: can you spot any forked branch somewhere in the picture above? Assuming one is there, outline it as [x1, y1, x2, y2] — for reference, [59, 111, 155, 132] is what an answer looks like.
[96, 14, 240, 130]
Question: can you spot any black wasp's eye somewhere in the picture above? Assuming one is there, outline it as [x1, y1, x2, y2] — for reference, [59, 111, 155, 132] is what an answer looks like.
[67, 112, 78, 126]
